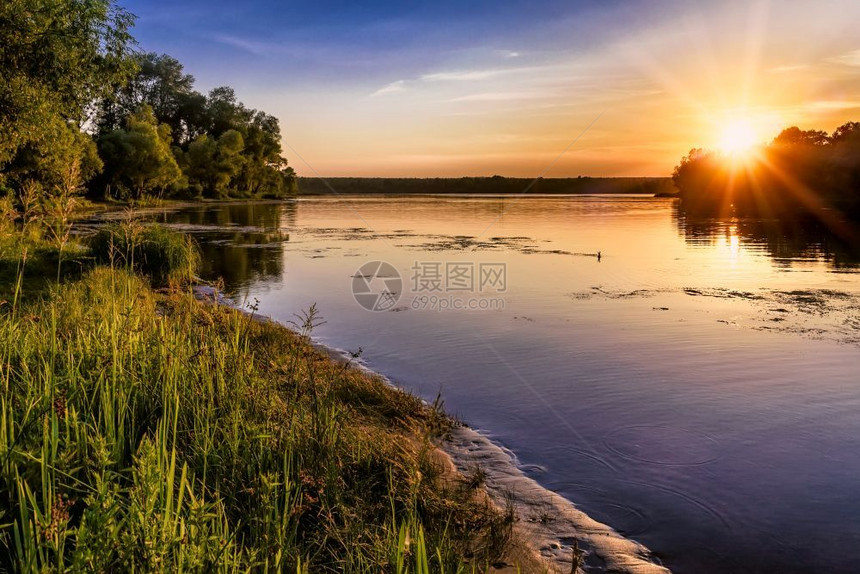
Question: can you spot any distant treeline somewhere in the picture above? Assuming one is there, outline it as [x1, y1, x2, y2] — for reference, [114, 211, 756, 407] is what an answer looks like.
[673, 123, 860, 219]
[1, 2, 296, 206]
[298, 176, 674, 195]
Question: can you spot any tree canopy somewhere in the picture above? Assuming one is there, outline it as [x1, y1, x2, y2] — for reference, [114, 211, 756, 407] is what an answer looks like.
[97, 106, 182, 198]
[1, 5, 295, 204]
[673, 122, 860, 219]
[0, 0, 135, 193]
[94, 52, 296, 199]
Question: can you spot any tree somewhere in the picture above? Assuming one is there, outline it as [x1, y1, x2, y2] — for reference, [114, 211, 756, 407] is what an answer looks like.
[176, 91, 210, 144]
[93, 52, 294, 199]
[3, 122, 102, 196]
[827, 123, 860, 197]
[674, 122, 860, 218]
[96, 53, 198, 144]
[207, 87, 253, 137]
[0, 0, 136, 168]
[772, 127, 829, 147]
[181, 130, 245, 197]
[672, 148, 712, 192]
[97, 106, 182, 198]
[236, 112, 287, 194]
[831, 122, 860, 144]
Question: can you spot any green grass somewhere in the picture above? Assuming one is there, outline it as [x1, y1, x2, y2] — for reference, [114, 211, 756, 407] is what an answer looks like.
[0, 222, 512, 572]
[90, 222, 201, 286]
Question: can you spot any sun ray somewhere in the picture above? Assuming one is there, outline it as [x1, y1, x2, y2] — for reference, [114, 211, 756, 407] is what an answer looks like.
[718, 119, 757, 154]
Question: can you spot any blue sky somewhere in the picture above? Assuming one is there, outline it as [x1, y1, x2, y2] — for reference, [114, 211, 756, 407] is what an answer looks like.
[123, 0, 860, 176]
[124, 0, 642, 84]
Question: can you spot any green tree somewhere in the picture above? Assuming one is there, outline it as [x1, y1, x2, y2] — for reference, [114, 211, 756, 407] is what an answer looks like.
[176, 91, 210, 145]
[98, 106, 182, 198]
[0, 0, 136, 168]
[236, 112, 288, 195]
[93, 52, 294, 199]
[181, 130, 245, 197]
[97, 52, 198, 144]
[3, 122, 102, 196]
[206, 87, 253, 137]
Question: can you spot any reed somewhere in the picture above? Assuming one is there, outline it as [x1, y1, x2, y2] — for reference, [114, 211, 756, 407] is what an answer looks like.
[89, 222, 200, 286]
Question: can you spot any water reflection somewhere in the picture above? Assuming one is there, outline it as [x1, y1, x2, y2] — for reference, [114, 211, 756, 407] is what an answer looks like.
[673, 202, 860, 269]
[152, 201, 296, 295]
[156, 201, 296, 230]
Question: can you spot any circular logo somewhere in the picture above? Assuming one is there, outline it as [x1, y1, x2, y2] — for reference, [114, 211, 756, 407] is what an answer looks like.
[352, 261, 402, 311]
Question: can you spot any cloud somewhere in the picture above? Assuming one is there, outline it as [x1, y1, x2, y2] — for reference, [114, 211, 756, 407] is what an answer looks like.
[806, 100, 860, 111]
[370, 80, 408, 97]
[420, 69, 507, 82]
[769, 64, 808, 73]
[831, 49, 860, 66]
[369, 65, 529, 97]
[447, 91, 547, 102]
[214, 34, 276, 56]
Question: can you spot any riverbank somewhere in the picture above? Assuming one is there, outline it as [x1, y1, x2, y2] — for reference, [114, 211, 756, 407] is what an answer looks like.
[198, 286, 669, 573]
[312, 340, 669, 573]
[82, 199, 668, 572]
[0, 225, 545, 571]
[1, 209, 670, 571]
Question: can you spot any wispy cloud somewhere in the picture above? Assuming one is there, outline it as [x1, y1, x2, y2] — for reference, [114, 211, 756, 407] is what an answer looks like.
[831, 49, 860, 66]
[807, 99, 860, 111]
[369, 65, 533, 96]
[447, 91, 547, 102]
[214, 34, 275, 56]
[370, 80, 408, 97]
[420, 69, 507, 82]
[769, 64, 808, 73]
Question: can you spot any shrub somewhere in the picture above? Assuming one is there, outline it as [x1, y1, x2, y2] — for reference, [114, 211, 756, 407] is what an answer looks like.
[90, 222, 200, 286]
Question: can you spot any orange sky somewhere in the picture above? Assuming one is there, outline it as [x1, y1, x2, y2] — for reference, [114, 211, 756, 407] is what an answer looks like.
[162, 0, 860, 177]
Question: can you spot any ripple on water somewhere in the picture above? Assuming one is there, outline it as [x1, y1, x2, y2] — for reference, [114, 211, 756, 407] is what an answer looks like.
[557, 481, 651, 537]
[604, 424, 721, 467]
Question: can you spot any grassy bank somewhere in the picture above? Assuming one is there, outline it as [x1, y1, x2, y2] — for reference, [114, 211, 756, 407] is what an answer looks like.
[0, 224, 514, 572]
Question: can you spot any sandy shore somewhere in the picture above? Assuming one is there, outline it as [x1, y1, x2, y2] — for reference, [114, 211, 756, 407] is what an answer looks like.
[442, 425, 668, 573]
[329, 346, 670, 574]
[195, 286, 669, 573]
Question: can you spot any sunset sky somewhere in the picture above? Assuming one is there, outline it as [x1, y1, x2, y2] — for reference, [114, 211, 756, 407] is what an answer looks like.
[125, 0, 860, 177]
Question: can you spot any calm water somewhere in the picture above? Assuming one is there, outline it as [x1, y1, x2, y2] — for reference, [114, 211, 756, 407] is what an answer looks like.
[152, 196, 860, 573]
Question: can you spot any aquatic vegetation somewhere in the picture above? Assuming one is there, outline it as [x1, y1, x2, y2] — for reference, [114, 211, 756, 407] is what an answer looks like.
[90, 222, 201, 286]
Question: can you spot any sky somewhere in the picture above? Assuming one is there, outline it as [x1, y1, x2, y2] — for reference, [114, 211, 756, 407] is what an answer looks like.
[124, 0, 860, 177]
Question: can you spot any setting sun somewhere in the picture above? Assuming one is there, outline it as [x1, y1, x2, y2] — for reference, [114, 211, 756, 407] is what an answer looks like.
[718, 120, 758, 155]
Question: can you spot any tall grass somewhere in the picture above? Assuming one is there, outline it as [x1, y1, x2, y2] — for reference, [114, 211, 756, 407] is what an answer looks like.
[0, 223, 512, 571]
[90, 222, 200, 286]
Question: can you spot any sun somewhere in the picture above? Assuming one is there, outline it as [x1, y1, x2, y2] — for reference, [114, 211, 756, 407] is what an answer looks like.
[718, 120, 757, 155]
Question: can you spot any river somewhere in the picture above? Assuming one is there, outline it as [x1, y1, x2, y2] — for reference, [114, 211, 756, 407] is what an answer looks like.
[142, 195, 860, 573]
